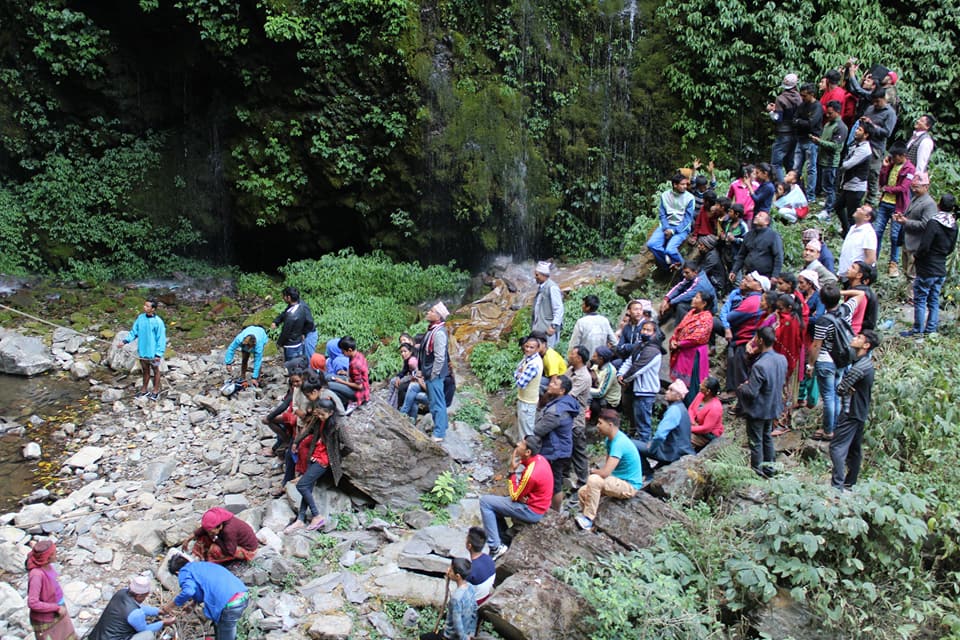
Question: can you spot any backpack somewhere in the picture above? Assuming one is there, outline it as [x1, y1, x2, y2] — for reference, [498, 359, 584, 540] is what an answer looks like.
[823, 310, 854, 368]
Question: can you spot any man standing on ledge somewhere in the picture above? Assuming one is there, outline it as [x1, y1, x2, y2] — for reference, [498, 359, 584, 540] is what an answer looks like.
[123, 299, 166, 401]
[420, 302, 451, 442]
[531, 261, 563, 348]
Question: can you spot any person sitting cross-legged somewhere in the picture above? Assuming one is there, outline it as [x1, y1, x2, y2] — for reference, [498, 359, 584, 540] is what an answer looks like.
[574, 409, 644, 531]
[633, 379, 695, 484]
[478, 436, 553, 561]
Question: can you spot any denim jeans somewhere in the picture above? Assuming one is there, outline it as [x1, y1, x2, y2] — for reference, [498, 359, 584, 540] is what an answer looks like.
[819, 166, 838, 214]
[647, 226, 689, 269]
[815, 360, 842, 434]
[327, 380, 358, 405]
[913, 276, 946, 333]
[425, 376, 448, 438]
[479, 494, 544, 548]
[283, 344, 304, 361]
[793, 140, 819, 200]
[771, 134, 797, 182]
[296, 460, 328, 521]
[873, 201, 902, 264]
[401, 384, 427, 420]
[215, 599, 247, 640]
[632, 395, 655, 442]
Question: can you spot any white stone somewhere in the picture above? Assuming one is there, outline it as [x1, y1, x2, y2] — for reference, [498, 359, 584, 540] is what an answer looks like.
[307, 615, 353, 640]
[0, 542, 29, 573]
[0, 582, 28, 630]
[63, 446, 105, 469]
[21, 442, 41, 460]
[257, 527, 284, 554]
[62, 581, 101, 607]
[70, 360, 93, 379]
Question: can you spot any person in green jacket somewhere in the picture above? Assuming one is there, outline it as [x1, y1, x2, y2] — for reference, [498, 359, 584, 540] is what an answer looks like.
[122, 299, 167, 400]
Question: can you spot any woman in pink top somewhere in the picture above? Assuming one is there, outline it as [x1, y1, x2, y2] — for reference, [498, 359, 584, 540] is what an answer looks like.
[27, 541, 77, 640]
[688, 376, 724, 450]
[727, 164, 759, 225]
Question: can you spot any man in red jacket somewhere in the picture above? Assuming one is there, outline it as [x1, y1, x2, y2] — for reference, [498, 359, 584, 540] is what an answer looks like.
[478, 436, 553, 561]
[874, 143, 915, 277]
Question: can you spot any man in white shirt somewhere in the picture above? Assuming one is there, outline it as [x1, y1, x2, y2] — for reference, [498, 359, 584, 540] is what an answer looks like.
[905, 114, 936, 175]
[837, 205, 878, 277]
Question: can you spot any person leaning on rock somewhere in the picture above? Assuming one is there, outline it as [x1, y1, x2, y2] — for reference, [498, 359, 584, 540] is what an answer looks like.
[88, 576, 174, 640]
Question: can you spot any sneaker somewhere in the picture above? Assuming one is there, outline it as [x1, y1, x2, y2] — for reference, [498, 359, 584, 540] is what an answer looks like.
[490, 544, 509, 561]
[815, 211, 831, 221]
[899, 329, 919, 338]
[574, 515, 593, 530]
[344, 402, 358, 415]
[135, 391, 149, 398]
[887, 262, 901, 277]
[432, 436, 444, 443]
[147, 392, 159, 401]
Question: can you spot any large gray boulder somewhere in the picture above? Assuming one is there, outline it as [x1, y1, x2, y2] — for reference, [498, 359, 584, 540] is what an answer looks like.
[482, 569, 595, 640]
[594, 490, 690, 551]
[498, 510, 622, 578]
[106, 332, 139, 372]
[0, 331, 54, 376]
[339, 398, 451, 508]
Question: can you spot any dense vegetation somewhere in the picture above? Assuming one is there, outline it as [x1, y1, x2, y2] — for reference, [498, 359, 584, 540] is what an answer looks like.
[4, 0, 960, 277]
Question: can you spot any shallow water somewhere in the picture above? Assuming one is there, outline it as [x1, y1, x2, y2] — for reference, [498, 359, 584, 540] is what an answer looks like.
[0, 374, 89, 512]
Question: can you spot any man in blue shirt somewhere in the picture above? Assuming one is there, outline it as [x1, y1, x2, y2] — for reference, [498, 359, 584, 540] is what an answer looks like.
[162, 556, 248, 640]
[89, 576, 174, 640]
[223, 326, 268, 385]
[575, 409, 643, 530]
[122, 299, 166, 400]
[634, 380, 695, 484]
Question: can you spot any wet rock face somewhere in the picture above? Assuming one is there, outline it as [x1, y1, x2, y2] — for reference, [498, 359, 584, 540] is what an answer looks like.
[0, 330, 55, 376]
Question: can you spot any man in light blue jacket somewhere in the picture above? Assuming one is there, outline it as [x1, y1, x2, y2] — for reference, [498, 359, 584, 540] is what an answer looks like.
[123, 299, 166, 400]
[224, 326, 268, 384]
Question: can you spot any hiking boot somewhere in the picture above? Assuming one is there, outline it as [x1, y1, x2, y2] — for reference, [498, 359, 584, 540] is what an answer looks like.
[887, 262, 900, 277]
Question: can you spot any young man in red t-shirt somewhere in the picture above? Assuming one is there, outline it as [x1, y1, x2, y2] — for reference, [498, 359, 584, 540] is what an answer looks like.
[478, 436, 553, 560]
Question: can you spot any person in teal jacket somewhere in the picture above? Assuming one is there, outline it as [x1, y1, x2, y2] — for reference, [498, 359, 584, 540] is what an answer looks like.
[122, 299, 167, 400]
[223, 326, 267, 384]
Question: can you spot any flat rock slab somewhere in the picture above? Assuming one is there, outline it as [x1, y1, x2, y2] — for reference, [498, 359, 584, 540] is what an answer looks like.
[307, 614, 353, 640]
[64, 446, 105, 468]
[595, 491, 690, 551]
[0, 332, 55, 376]
[498, 511, 621, 578]
[373, 569, 445, 606]
[482, 569, 594, 640]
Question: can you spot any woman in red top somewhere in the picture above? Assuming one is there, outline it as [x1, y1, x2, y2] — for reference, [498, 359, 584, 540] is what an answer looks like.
[186, 507, 259, 563]
[727, 164, 759, 225]
[286, 396, 343, 533]
[668, 291, 714, 392]
[688, 377, 724, 450]
[27, 541, 77, 640]
[772, 294, 805, 435]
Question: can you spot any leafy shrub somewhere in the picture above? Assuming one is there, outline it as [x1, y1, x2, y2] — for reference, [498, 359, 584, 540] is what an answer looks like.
[236, 272, 277, 299]
[420, 471, 467, 513]
[453, 390, 489, 428]
[468, 341, 520, 393]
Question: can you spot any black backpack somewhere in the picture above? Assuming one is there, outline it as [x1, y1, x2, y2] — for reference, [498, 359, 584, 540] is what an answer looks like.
[823, 311, 854, 368]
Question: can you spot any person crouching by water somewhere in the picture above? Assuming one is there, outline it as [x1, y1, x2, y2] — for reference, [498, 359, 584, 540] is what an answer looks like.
[162, 555, 248, 640]
[26, 540, 77, 640]
[285, 398, 345, 533]
[88, 576, 175, 640]
[181, 507, 259, 565]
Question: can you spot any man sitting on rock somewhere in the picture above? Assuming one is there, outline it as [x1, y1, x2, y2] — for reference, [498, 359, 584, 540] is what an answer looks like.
[478, 436, 553, 561]
[182, 507, 258, 564]
[634, 380, 695, 484]
[465, 526, 496, 604]
[574, 409, 644, 531]
[88, 576, 174, 640]
[327, 336, 370, 413]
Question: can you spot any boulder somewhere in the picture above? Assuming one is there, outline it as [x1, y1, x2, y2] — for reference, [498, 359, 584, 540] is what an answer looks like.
[106, 333, 140, 372]
[482, 569, 594, 640]
[69, 359, 94, 380]
[615, 251, 659, 298]
[372, 569, 445, 605]
[644, 455, 709, 502]
[498, 511, 621, 578]
[143, 458, 177, 485]
[0, 581, 29, 631]
[307, 615, 353, 640]
[0, 332, 54, 376]
[595, 491, 689, 551]
[0, 541, 29, 573]
[339, 398, 451, 508]
[751, 587, 835, 640]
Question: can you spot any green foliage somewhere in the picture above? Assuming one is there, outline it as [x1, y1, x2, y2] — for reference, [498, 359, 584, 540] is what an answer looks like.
[420, 470, 467, 513]
[468, 341, 520, 393]
[452, 390, 489, 428]
[235, 272, 277, 299]
[277, 250, 467, 370]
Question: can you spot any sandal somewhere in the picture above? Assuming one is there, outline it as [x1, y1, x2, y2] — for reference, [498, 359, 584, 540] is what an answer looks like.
[811, 429, 826, 440]
[771, 425, 792, 437]
[306, 517, 326, 531]
[820, 432, 833, 441]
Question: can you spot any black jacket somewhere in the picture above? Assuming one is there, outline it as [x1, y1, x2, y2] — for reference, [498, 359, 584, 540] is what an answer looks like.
[915, 214, 958, 279]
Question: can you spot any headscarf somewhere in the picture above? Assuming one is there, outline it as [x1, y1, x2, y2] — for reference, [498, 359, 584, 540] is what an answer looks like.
[798, 269, 821, 291]
[27, 540, 56, 570]
[325, 338, 348, 376]
[310, 353, 326, 371]
[201, 507, 234, 531]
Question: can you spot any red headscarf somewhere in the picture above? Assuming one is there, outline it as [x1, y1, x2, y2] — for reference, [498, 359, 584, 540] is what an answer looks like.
[201, 507, 234, 531]
[310, 353, 326, 371]
[27, 540, 56, 570]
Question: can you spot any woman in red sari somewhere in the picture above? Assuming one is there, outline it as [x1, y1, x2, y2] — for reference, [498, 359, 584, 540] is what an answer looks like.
[669, 291, 714, 394]
[771, 293, 804, 435]
[27, 541, 77, 640]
